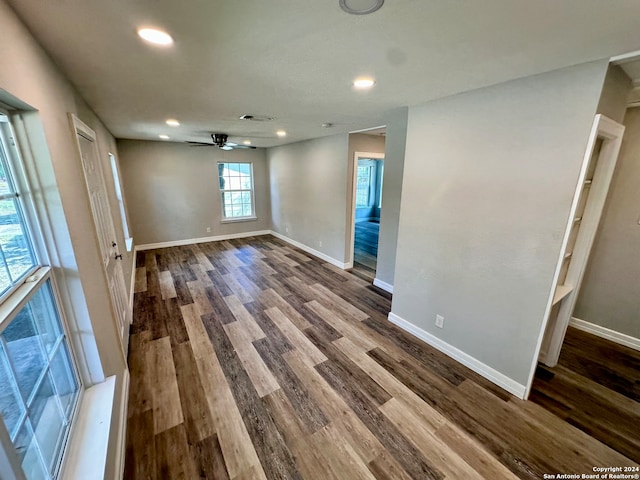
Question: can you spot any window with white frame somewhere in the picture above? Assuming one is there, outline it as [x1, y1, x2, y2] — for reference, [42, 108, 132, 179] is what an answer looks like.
[218, 162, 255, 220]
[356, 165, 372, 207]
[0, 113, 81, 480]
[108, 153, 132, 250]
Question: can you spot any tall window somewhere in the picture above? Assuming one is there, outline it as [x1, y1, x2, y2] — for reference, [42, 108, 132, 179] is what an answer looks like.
[356, 165, 372, 207]
[0, 113, 80, 480]
[218, 162, 255, 220]
[108, 153, 132, 250]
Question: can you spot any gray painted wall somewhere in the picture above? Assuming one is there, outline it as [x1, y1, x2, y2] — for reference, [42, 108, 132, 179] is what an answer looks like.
[117, 140, 271, 246]
[391, 60, 609, 386]
[574, 107, 640, 339]
[268, 134, 350, 263]
[376, 108, 408, 287]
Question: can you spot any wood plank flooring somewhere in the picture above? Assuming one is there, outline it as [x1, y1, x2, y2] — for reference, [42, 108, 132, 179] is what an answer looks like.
[125, 235, 638, 479]
[353, 221, 379, 279]
[531, 326, 640, 463]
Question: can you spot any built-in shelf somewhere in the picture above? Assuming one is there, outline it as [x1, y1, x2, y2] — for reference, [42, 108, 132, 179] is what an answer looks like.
[552, 284, 574, 305]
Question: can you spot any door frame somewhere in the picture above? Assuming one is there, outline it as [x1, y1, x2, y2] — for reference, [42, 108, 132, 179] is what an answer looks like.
[347, 151, 385, 269]
[525, 114, 625, 398]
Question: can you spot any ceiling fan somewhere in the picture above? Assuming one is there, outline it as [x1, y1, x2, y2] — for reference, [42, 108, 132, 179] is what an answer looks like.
[186, 133, 256, 150]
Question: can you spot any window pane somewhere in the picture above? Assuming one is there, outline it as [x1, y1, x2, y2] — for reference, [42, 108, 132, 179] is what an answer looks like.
[50, 346, 79, 420]
[2, 309, 48, 402]
[15, 419, 48, 480]
[0, 345, 23, 436]
[0, 149, 12, 196]
[31, 282, 63, 356]
[242, 204, 253, 217]
[31, 372, 66, 474]
[241, 191, 251, 203]
[0, 197, 36, 283]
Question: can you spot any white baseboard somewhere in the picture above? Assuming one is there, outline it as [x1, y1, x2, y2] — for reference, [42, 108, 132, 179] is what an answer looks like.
[135, 230, 271, 251]
[373, 278, 394, 293]
[114, 370, 130, 480]
[388, 312, 527, 399]
[269, 231, 349, 269]
[570, 317, 640, 352]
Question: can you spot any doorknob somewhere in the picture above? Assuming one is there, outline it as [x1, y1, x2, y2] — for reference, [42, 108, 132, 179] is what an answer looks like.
[112, 241, 117, 247]
[115, 253, 123, 260]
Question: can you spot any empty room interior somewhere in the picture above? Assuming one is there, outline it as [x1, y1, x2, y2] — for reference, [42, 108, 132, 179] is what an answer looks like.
[1, 1, 640, 479]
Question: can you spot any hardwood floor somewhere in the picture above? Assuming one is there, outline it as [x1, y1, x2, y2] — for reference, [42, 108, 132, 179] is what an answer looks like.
[531, 326, 640, 463]
[354, 221, 379, 280]
[125, 235, 638, 479]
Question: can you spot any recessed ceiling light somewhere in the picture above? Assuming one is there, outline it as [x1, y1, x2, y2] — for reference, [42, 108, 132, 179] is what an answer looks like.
[322, 123, 334, 128]
[158, 134, 170, 140]
[243, 140, 252, 145]
[276, 130, 287, 137]
[166, 119, 180, 127]
[353, 77, 375, 89]
[339, 0, 384, 15]
[137, 28, 174, 46]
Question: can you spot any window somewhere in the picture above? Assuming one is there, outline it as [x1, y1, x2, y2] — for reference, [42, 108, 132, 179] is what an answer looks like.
[108, 153, 132, 251]
[218, 162, 255, 220]
[356, 165, 372, 207]
[0, 113, 81, 480]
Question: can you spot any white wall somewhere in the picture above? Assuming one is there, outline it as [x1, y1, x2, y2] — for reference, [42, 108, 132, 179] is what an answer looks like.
[391, 60, 610, 389]
[117, 140, 271, 246]
[0, 1, 128, 477]
[268, 134, 350, 264]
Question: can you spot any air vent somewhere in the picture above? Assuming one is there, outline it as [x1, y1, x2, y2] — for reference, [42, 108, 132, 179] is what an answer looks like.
[239, 114, 274, 122]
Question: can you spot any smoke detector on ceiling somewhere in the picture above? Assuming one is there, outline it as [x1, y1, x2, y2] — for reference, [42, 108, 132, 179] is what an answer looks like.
[239, 114, 274, 122]
[339, 0, 384, 15]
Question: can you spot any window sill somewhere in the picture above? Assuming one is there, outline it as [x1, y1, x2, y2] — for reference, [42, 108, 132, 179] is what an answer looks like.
[221, 216, 258, 224]
[59, 376, 116, 480]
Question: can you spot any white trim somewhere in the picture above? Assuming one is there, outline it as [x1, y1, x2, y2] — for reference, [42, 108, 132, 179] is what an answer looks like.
[60, 376, 117, 480]
[570, 317, 640, 352]
[114, 370, 130, 480]
[388, 312, 527, 399]
[373, 278, 394, 293]
[128, 253, 136, 315]
[610, 50, 640, 65]
[270, 230, 349, 269]
[135, 230, 271, 251]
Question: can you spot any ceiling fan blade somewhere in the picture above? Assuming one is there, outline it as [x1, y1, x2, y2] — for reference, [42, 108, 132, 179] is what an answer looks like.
[225, 142, 238, 147]
[232, 145, 257, 149]
[186, 141, 214, 146]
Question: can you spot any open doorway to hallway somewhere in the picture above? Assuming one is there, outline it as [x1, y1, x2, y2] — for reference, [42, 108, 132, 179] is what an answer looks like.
[352, 154, 384, 281]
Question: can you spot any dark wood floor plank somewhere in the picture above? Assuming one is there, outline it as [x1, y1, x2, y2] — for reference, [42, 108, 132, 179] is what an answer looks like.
[190, 434, 230, 480]
[155, 424, 198, 479]
[124, 409, 156, 480]
[254, 337, 329, 434]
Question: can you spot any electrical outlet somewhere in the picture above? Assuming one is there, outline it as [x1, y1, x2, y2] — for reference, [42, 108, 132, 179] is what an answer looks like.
[435, 314, 444, 328]
[206, 227, 211, 233]
[319, 240, 323, 247]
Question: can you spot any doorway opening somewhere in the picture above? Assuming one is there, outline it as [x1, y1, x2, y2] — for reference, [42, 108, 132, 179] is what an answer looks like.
[529, 110, 640, 462]
[350, 151, 384, 281]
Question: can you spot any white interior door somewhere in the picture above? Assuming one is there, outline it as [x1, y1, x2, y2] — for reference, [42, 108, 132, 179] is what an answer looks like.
[70, 114, 130, 352]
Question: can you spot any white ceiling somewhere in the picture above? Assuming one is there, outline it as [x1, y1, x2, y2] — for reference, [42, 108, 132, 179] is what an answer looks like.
[7, 0, 640, 147]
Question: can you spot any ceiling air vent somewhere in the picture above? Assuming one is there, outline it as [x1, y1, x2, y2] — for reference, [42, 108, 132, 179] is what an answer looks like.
[239, 114, 274, 122]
